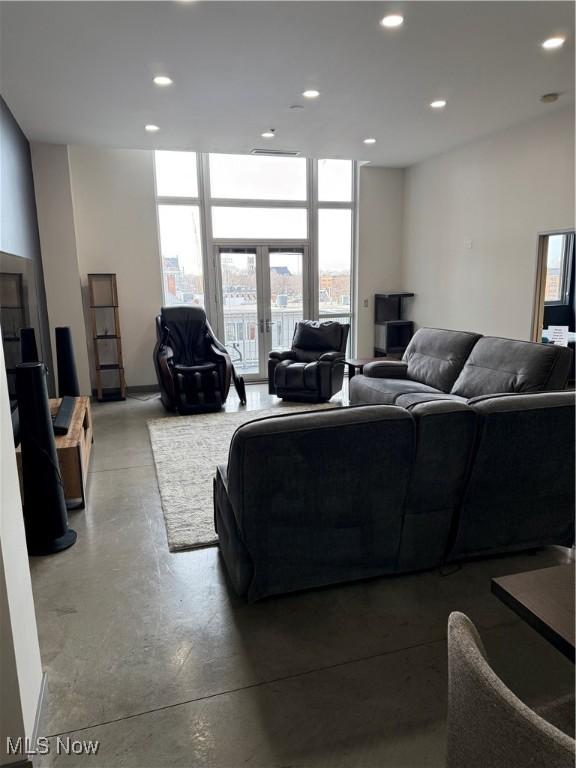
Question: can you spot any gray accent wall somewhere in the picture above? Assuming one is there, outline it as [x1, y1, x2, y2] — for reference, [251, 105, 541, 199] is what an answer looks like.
[0, 96, 53, 389]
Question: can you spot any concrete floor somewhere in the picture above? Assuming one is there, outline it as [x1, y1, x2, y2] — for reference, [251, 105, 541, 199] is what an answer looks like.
[30, 385, 573, 767]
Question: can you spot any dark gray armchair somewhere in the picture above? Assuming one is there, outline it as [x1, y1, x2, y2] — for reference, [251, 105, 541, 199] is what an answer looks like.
[268, 320, 349, 402]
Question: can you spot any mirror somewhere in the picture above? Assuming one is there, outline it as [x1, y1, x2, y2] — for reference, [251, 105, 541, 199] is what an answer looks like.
[532, 231, 575, 341]
[0, 250, 47, 400]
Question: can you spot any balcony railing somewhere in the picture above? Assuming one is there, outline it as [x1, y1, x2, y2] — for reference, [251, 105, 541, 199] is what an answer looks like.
[223, 309, 352, 372]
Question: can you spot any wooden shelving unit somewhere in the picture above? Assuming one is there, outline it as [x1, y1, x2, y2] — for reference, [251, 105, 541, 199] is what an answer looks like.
[88, 273, 126, 401]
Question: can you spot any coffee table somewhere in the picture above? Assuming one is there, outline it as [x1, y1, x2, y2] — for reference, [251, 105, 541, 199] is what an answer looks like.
[345, 358, 381, 379]
[491, 564, 575, 662]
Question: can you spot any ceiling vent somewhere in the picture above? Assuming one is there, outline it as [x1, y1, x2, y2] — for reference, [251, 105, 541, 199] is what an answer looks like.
[250, 148, 300, 157]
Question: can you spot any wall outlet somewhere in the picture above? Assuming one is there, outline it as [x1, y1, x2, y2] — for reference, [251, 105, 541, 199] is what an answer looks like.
[465, 239, 473, 250]
[363, 298, 369, 308]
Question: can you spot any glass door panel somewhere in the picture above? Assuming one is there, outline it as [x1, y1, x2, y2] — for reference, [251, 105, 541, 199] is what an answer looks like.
[216, 245, 310, 380]
[268, 249, 306, 352]
[218, 249, 260, 376]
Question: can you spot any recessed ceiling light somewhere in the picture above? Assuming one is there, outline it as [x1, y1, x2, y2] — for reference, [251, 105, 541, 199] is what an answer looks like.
[540, 92, 560, 103]
[261, 130, 275, 139]
[302, 89, 320, 99]
[430, 100, 447, 109]
[363, 137, 377, 144]
[542, 36, 566, 50]
[145, 124, 160, 132]
[380, 14, 404, 28]
[290, 104, 304, 110]
[153, 76, 173, 86]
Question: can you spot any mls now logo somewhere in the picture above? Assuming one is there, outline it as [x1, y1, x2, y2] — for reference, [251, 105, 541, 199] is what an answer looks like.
[7, 736, 100, 756]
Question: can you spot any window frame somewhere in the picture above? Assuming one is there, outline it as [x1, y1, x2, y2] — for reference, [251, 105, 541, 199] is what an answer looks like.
[154, 150, 199, 199]
[208, 153, 308, 202]
[317, 158, 354, 203]
[544, 232, 574, 307]
[154, 152, 358, 361]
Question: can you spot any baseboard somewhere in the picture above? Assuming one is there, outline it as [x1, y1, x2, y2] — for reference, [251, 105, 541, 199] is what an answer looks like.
[126, 385, 159, 394]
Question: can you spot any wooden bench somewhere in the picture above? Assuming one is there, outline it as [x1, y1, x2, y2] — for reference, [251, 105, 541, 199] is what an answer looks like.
[17, 396, 93, 509]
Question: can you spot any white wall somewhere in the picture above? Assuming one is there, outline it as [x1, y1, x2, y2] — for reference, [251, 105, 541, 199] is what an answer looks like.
[402, 107, 575, 339]
[355, 166, 404, 357]
[32, 145, 161, 389]
[0, 347, 43, 765]
[68, 147, 162, 387]
[31, 144, 92, 394]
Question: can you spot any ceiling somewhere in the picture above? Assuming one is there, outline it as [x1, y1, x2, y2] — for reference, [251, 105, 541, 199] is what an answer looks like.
[1, 1, 573, 166]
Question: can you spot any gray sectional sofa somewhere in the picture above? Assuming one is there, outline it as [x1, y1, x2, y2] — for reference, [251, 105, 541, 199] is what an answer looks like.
[349, 327, 573, 407]
[214, 390, 575, 601]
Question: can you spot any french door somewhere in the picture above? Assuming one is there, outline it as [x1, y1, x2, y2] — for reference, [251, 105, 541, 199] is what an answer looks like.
[214, 244, 310, 380]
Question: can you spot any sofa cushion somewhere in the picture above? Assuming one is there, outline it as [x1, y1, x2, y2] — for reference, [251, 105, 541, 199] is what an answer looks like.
[293, 320, 343, 352]
[450, 336, 571, 398]
[403, 328, 482, 392]
[394, 392, 468, 409]
[348, 375, 442, 405]
[274, 360, 318, 391]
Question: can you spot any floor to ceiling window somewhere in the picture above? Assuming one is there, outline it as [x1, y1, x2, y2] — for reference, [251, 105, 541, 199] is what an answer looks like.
[155, 151, 356, 378]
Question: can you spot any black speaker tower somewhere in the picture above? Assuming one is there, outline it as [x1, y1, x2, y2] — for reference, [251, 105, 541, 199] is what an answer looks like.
[20, 327, 39, 363]
[16, 362, 77, 555]
[55, 326, 80, 397]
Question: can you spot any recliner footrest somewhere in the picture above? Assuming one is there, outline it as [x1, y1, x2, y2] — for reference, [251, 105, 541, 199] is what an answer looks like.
[174, 362, 217, 374]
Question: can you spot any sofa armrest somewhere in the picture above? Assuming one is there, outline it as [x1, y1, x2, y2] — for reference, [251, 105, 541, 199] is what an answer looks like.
[154, 343, 176, 402]
[363, 360, 408, 379]
[208, 343, 233, 397]
[319, 351, 345, 362]
[269, 349, 297, 361]
[216, 463, 228, 490]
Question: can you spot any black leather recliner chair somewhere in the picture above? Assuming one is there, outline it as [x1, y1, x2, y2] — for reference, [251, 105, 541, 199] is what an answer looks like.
[154, 306, 246, 415]
[268, 320, 349, 402]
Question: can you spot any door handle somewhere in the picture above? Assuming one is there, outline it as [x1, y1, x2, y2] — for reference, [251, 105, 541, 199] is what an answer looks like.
[265, 319, 272, 333]
[259, 319, 264, 333]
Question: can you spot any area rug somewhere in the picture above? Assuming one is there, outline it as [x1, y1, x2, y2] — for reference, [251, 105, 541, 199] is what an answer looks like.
[148, 402, 341, 552]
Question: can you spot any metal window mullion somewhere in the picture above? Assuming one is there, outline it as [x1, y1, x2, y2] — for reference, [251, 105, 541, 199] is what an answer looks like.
[258, 245, 272, 375]
[309, 157, 319, 320]
[198, 152, 218, 331]
[212, 238, 309, 248]
[309, 200, 352, 209]
[156, 196, 201, 206]
[350, 161, 359, 357]
[561, 232, 575, 304]
[208, 198, 307, 209]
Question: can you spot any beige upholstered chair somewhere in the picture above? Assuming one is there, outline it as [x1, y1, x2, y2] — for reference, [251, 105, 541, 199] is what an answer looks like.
[447, 612, 575, 768]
